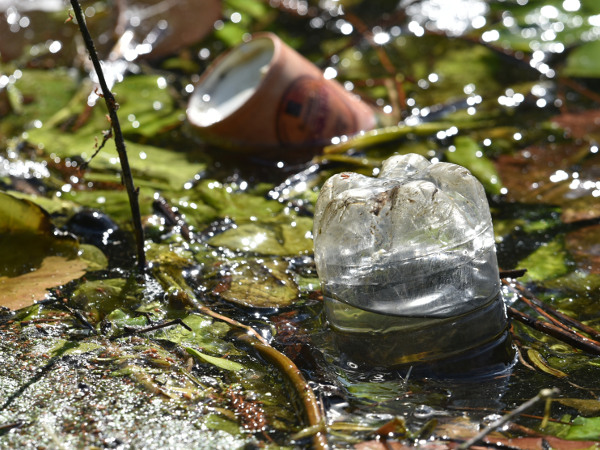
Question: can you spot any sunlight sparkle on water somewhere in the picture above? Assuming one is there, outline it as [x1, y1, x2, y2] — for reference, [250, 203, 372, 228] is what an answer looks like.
[373, 31, 390, 45]
[241, 233, 267, 250]
[323, 67, 338, 79]
[563, 0, 581, 11]
[402, 0, 488, 36]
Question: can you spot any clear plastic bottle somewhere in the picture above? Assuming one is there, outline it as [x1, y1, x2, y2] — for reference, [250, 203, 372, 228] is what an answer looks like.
[313, 154, 514, 373]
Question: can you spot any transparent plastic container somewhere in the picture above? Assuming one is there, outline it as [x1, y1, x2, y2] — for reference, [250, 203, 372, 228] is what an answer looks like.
[313, 154, 514, 372]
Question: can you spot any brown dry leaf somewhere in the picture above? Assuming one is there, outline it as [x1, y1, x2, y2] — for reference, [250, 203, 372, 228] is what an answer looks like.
[551, 110, 600, 140]
[354, 442, 449, 449]
[485, 436, 600, 450]
[434, 417, 599, 450]
[566, 225, 600, 273]
[117, 0, 221, 59]
[0, 256, 87, 310]
[495, 144, 600, 222]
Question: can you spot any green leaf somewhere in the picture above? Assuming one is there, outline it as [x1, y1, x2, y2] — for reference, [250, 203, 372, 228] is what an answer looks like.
[0, 191, 52, 234]
[50, 339, 104, 357]
[217, 258, 299, 308]
[71, 278, 130, 317]
[565, 416, 600, 440]
[204, 413, 242, 436]
[184, 180, 283, 225]
[214, 23, 246, 47]
[446, 136, 503, 195]
[186, 347, 246, 372]
[104, 308, 149, 328]
[558, 399, 600, 417]
[112, 75, 184, 138]
[208, 217, 313, 256]
[563, 40, 600, 78]
[7, 191, 80, 216]
[225, 0, 270, 19]
[6, 69, 79, 130]
[27, 126, 205, 190]
[323, 122, 454, 154]
[158, 314, 239, 356]
[78, 244, 108, 271]
[0, 191, 80, 278]
[516, 238, 570, 282]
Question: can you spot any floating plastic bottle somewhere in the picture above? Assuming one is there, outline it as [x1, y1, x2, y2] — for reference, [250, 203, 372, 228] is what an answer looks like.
[313, 154, 514, 374]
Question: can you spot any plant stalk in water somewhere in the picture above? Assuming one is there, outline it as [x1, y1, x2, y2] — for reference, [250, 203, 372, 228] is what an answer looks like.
[153, 269, 328, 449]
[458, 387, 559, 449]
[68, 0, 146, 270]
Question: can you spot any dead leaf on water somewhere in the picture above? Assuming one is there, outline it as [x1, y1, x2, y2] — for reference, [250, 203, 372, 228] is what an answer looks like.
[0, 255, 87, 310]
[495, 144, 600, 223]
[566, 225, 600, 274]
[551, 110, 600, 140]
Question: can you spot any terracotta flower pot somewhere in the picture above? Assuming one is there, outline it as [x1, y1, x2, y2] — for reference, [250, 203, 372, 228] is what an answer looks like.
[187, 32, 377, 159]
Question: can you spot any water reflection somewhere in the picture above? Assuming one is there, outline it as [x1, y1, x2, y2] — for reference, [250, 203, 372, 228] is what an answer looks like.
[400, 0, 489, 36]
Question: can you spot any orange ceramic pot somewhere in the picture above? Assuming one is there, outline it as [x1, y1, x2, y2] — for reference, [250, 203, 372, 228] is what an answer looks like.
[187, 32, 377, 158]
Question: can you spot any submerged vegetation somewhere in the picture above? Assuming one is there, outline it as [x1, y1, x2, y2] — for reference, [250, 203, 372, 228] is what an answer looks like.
[1, 0, 600, 447]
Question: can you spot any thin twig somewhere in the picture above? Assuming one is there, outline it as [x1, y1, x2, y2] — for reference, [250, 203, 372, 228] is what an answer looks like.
[59, 303, 96, 333]
[518, 294, 580, 334]
[237, 334, 328, 450]
[458, 388, 559, 450]
[0, 421, 25, 432]
[122, 318, 192, 336]
[510, 281, 600, 340]
[499, 268, 527, 279]
[559, 77, 600, 105]
[153, 196, 196, 241]
[69, 0, 146, 270]
[508, 307, 600, 355]
[80, 129, 112, 171]
[152, 269, 327, 449]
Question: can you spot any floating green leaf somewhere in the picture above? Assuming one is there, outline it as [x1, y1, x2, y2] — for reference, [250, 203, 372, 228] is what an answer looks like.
[50, 339, 103, 357]
[563, 40, 600, 78]
[158, 314, 239, 356]
[208, 217, 313, 256]
[446, 136, 503, 195]
[103, 308, 149, 329]
[0, 191, 80, 279]
[565, 416, 600, 440]
[184, 180, 283, 225]
[78, 244, 109, 271]
[323, 122, 453, 154]
[517, 238, 570, 283]
[216, 258, 299, 308]
[186, 347, 246, 372]
[2, 69, 79, 133]
[111, 75, 184, 138]
[71, 278, 136, 319]
[0, 191, 52, 234]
